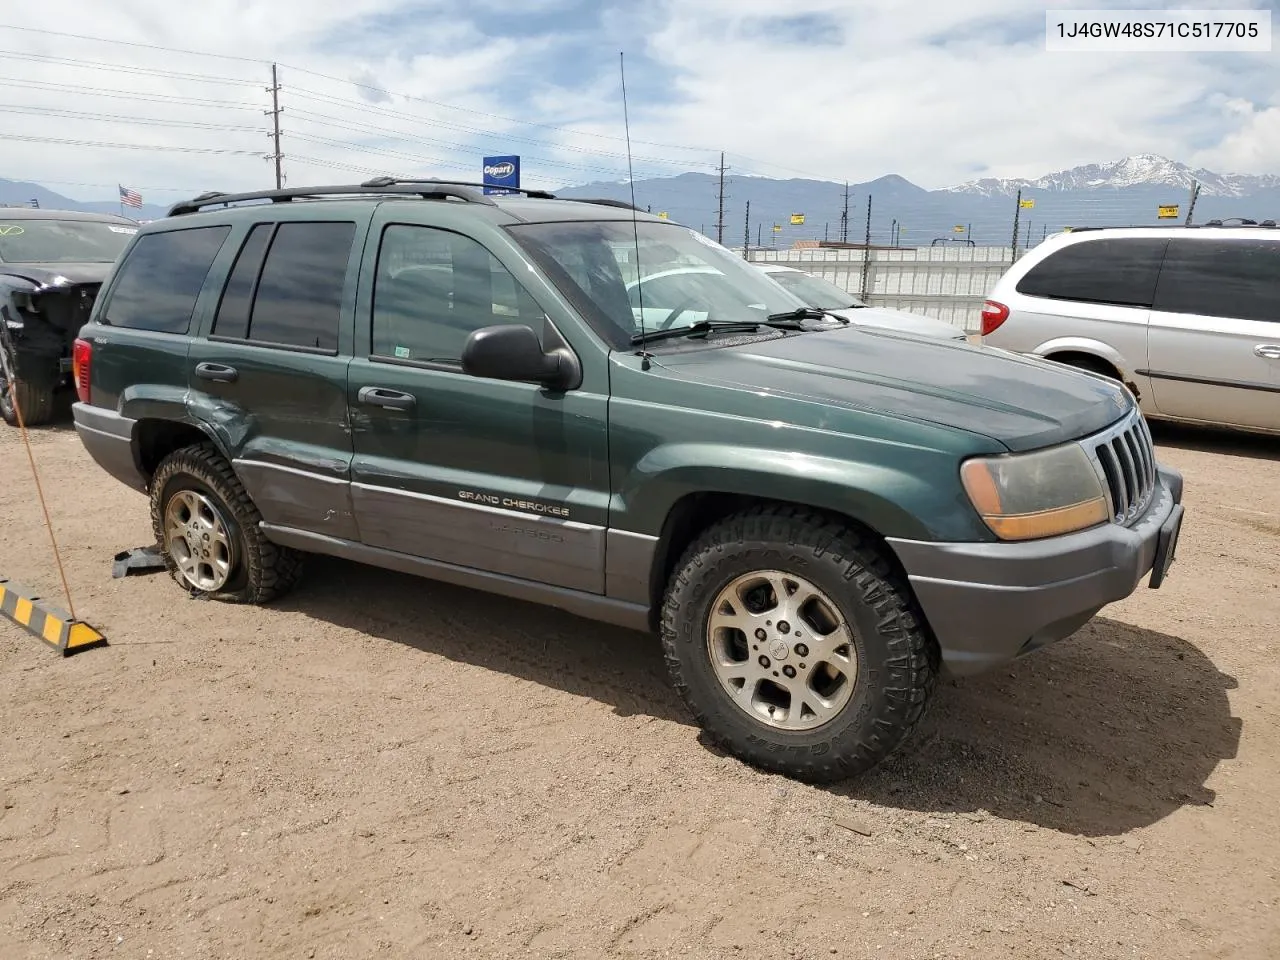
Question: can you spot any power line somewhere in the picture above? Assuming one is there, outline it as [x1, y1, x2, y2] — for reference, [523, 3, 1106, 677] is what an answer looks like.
[0, 75, 262, 109]
[0, 103, 261, 132]
[0, 22, 837, 181]
[0, 131, 267, 156]
[0, 49, 261, 85]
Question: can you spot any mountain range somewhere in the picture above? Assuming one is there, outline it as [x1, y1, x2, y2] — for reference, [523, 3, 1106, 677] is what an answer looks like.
[3, 154, 1277, 248]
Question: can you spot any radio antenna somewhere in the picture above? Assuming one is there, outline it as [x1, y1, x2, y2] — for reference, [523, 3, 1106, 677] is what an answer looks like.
[620, 51, 651, 370]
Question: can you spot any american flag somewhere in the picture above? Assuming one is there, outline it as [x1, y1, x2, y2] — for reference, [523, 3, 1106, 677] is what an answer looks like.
[118, 185, 143, 208]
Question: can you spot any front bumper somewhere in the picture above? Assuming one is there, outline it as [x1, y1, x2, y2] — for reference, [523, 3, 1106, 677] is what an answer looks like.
[887, 465, 1184, 677]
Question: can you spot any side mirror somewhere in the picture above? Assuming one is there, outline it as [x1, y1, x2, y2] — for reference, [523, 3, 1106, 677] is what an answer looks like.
[461, 324, 573, 389]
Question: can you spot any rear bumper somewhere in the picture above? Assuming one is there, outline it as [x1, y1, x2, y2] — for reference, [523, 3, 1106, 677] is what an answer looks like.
[887, 465, 1184, 677]
[72, 402, 146, 493]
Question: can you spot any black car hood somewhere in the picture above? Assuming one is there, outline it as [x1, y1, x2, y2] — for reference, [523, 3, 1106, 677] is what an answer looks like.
[0, 261, 113, 289]
[651, 325, 1132, 452]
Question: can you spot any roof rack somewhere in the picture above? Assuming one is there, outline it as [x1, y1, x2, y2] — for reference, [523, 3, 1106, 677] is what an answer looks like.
[359, 176, 557, 199]
[167, 182, 500, 217]
[565, 197, 644, 211]
[1062, 220, 1279, 233]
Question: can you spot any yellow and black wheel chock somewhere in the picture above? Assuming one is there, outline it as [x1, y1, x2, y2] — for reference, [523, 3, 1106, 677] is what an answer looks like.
[0, 577, 107, 656]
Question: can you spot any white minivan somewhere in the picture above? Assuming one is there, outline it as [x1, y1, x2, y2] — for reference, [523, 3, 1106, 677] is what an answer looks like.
[981, 224, 1280, 436]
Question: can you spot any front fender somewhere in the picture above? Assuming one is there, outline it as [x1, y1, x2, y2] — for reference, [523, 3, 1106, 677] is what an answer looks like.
[613, 442, 991, 542]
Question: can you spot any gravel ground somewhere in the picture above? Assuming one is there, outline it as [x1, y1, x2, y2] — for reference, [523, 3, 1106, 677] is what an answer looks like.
[1, 406, 1277, 960]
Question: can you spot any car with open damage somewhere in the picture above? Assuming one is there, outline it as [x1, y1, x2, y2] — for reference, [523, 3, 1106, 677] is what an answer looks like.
[69, 180, 1185, 783]
[0, 207, 138, 426]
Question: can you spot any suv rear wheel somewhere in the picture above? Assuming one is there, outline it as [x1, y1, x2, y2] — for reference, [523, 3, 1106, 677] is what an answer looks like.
[660, 505, 938, 782]
[150, 442, 303, 604]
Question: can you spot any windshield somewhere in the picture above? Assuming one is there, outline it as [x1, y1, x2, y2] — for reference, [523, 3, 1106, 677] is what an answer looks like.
[507, 220, 809, 348]
[0, 219, 138, 264]
[768, 270, 866, 309]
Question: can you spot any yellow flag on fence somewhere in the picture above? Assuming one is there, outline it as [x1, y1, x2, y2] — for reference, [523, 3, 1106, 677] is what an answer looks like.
[953, 225, 965, 233]
[772, 224, 782, 233]
[1158, 204, 1179, 219]
[1019, 198, 1035, 209]
[657, 211, 668, 220]
[790, 213, 805, 225]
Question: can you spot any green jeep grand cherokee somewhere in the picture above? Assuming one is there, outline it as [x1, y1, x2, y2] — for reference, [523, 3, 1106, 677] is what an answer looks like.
[70, 180, 1185, 782]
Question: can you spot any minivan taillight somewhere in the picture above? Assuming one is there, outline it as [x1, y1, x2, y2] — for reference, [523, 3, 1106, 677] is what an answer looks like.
[980, 300, 1010, 337]
[72, 338, 92, 404]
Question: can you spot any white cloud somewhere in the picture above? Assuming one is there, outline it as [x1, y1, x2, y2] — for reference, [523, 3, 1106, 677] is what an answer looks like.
[0, 0, 1276, 208]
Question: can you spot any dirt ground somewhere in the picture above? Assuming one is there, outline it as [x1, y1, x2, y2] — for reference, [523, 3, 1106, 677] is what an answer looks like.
[1, 405, 1277, 960]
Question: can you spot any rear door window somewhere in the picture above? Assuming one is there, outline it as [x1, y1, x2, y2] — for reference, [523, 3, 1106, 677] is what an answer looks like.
[1152, 238, 1280, 322]
[243, 221, 354, 351]
[211, 223, 273, 341]
[1015, 238, 1168, 307]
[103, 225, 231, 333]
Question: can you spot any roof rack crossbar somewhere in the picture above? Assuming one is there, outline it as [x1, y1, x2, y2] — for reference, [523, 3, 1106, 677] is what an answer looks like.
[361, 176, 557, 200]
[166, 182, 499, 217]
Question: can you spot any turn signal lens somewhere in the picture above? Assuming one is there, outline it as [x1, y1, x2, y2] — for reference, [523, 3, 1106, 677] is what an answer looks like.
[961, 443, 1109, 541]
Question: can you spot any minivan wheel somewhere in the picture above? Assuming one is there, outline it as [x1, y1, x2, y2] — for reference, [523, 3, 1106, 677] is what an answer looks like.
[660, 505, 939, 783]
[150, 442, 304, 604]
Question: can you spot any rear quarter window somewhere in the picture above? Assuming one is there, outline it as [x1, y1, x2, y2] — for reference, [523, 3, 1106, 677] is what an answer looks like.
[102, 225, 231, 334]
[1015, 237, 1168, 307]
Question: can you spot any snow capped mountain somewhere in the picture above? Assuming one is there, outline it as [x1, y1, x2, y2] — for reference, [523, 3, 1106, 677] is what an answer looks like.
[945, 154, 1280, 199]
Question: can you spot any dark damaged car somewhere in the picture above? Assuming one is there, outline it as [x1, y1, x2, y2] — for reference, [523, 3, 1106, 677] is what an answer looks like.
[0, 208, 138, 426]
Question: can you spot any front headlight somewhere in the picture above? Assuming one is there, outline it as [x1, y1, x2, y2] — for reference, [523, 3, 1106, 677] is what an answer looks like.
[960, 442, 1109, 541]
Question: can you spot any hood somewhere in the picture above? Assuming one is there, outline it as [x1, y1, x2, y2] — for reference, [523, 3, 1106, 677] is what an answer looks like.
[0, 261, 113, 289]
[652, 325, 1132, 452]
[828, 305, 968, 341]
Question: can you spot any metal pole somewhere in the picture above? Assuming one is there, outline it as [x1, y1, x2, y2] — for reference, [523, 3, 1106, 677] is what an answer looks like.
[840, 182, 849, 243]
[716, 151, 727, 245]
[743, 200, 750, 257]
[268, 63, 283, 189]
[1011, 188, 1022, 262]
[860, 195, 872, 300]
[1185, 181, 1200, 225]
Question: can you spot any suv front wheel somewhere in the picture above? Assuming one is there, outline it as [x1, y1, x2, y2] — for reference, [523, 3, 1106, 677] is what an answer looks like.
[660, 505, 938, 782]
[150, 442, 304, 604]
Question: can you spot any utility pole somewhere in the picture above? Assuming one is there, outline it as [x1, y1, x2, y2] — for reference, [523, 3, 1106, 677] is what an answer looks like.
[860, 195, 873, 300]
[1185, 180, 1201, 225]
[715, 151, 729, 245]
[743, 200, 750, 257]
[840, 182, 850, 243]
[266, 63, 284, 189]
[1011, 188, 1023, 262]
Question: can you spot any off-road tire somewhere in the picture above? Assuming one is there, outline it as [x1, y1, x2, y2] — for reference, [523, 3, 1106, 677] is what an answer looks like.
[149, 442, 304, 604]
[0, 378, 55, 427]
[660, 505, 939, 783]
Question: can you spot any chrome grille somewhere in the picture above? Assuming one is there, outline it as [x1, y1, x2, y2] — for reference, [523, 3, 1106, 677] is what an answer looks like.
[1085, 409, 1157, 525]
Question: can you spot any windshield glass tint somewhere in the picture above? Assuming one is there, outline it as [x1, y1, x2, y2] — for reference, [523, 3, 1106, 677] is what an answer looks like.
[0, 219, 137, 263]
[507, 220, 806, 347]
[770, 270, 864, 308]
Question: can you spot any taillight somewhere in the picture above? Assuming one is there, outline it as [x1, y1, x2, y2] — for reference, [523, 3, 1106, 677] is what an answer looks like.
[980, 300, 1010, 337]
[72, 338, 92, 404]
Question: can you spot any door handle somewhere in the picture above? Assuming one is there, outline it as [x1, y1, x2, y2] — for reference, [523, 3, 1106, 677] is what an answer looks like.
[194, 362, 239, 383]
[1255, 344, 1280, 360]
[357, 386, 416, 411]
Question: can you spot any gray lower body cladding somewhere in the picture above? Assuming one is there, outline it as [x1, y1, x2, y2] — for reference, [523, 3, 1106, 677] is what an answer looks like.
[72, 402, 147, 492]
[887, 466, 1184, 676]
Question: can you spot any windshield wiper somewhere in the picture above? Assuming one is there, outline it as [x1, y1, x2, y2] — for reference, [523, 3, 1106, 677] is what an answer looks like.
[767, 306, 849, 325]
[630, 317, 803, 346]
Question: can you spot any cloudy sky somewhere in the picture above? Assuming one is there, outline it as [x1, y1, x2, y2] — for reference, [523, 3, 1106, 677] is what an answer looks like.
[0, 0, 1277, 206]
